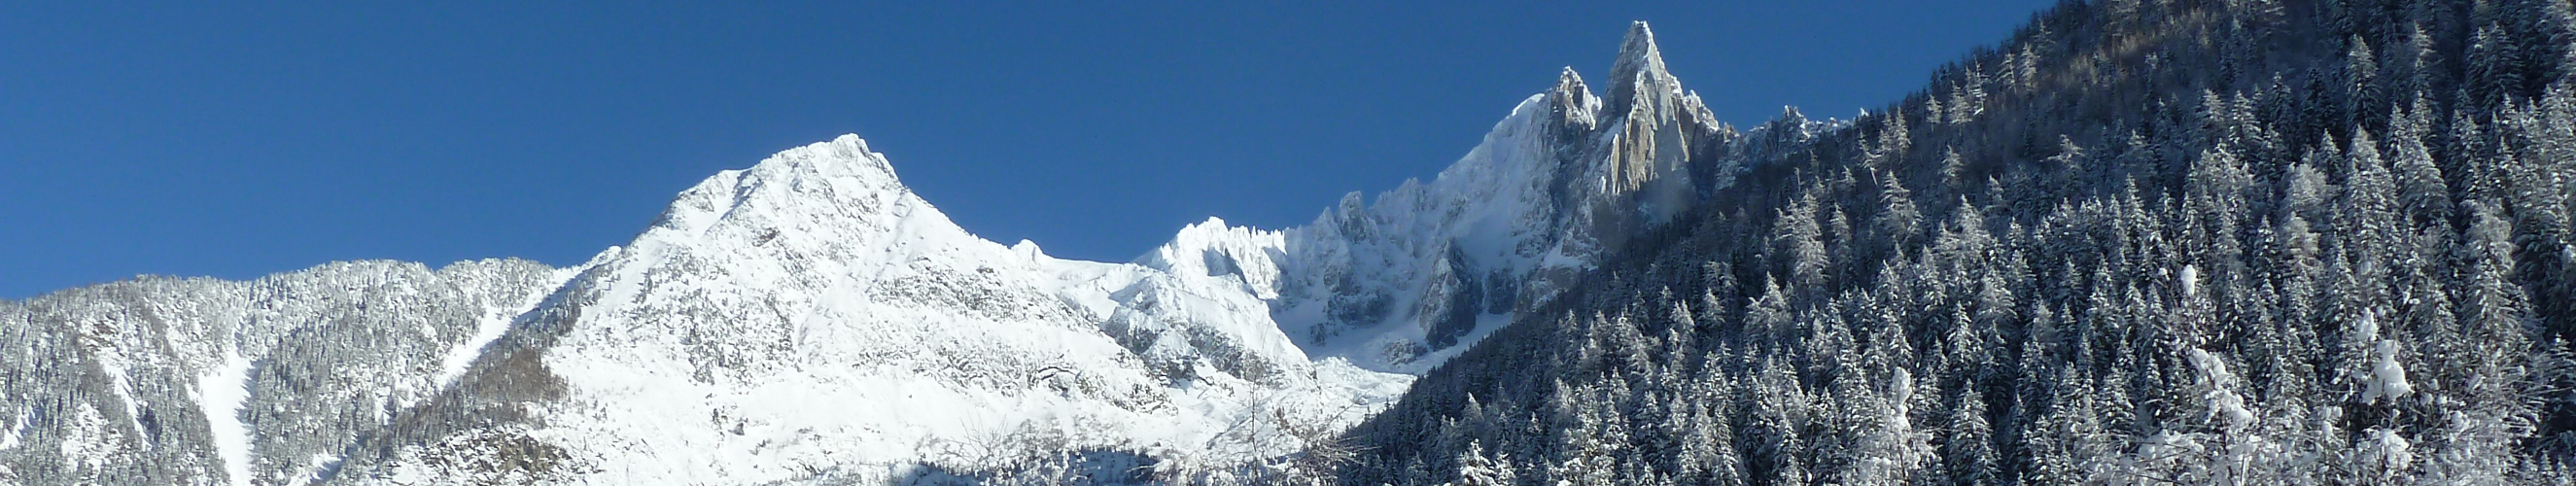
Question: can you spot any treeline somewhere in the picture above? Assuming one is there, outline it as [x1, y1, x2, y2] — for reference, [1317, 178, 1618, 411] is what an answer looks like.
[1343, 0, 2576, 484]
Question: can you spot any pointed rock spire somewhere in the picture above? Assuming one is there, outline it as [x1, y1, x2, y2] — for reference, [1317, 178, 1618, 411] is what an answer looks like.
[1606, 21, 1676, 114]
[1548, 67, 1600, 130]
[1600, 21, 1685, 197]
[1554, 66, 1590, 99]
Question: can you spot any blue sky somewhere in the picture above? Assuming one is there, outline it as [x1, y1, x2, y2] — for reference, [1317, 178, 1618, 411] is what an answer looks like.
[0, 1, 2058, 298]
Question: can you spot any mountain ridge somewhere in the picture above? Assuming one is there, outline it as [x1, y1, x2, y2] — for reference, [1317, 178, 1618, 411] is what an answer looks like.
[0, 23, 1805, 483]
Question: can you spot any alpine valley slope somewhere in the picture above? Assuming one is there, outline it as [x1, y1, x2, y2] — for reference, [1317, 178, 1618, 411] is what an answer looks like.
[0, 22, 1798, 485]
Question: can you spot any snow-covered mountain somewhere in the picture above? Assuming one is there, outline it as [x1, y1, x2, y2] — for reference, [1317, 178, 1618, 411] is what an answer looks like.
[1267, 22, 1752, 374]
[332, 133, 1416, 484]
[1, 21, 1793, 485]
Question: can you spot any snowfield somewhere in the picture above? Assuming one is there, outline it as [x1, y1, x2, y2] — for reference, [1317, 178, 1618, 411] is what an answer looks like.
[196, 348, 253, 486]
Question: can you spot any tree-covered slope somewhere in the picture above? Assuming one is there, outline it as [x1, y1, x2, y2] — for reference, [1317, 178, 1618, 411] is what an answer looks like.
[1343, 0, 2576, 484]
[0, 259, 567, 485]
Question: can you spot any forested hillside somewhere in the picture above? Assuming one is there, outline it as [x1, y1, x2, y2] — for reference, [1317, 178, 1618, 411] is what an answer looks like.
[0, 260, 564, 484]
[1343, 0, 2576, 483]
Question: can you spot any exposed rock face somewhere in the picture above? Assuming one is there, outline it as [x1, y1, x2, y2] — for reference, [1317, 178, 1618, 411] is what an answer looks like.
[1602, 22, 1730, 222]
[1275, 21, 1758, 373]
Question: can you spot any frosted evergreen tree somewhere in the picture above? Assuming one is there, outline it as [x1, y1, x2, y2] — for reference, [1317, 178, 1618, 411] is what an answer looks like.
[2386, 106, 2453, 227]
[1448, 440, 1514, 486]
[1775, 193, 1831, 293]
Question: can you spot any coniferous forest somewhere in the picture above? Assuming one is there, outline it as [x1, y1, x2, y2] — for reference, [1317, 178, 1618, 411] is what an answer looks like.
[1342, 0, 2576, 483]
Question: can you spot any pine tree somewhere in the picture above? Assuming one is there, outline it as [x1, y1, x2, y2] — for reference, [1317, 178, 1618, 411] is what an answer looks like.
[1745, 278, 1794, 351]
[1877, 108, 1913, 167]
[2348, 36, 2384, 130]
[1450, 440, 1515, 486]
[1745, 359, 1809, 485]
[1940, 148, 1970, 196]
[2345, 128, 2404, 282]
[1876, 171, 1924, 259]
[1837, 363, 1929, 486]
[2457, 200, 2533, 398]
[1942, 384, 2000, 486]
[1775, 193, 1831, 294]
[1934, 198, 1995, 273]
[2386, 105, 2453, 227]
[2469, 23, 2525, 109]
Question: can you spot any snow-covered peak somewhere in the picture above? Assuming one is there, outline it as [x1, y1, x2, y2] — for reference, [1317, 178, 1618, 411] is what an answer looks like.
[340, 132, 1410, 484]
[1226, 22, 1756, 373]
[1135, 217, 1288, 300]
[648, 134, 912, 239]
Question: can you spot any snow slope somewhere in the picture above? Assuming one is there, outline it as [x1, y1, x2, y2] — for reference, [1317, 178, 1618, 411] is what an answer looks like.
[196, 348, 253, 486]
